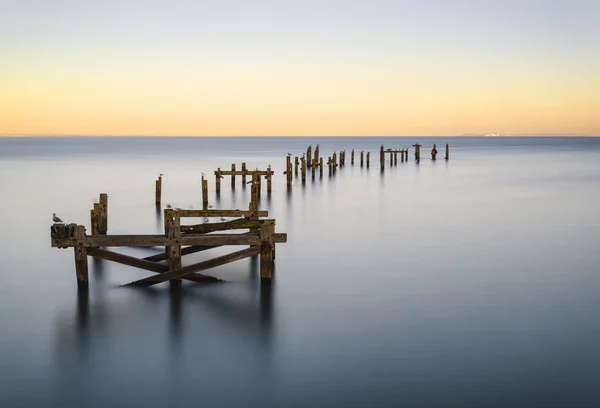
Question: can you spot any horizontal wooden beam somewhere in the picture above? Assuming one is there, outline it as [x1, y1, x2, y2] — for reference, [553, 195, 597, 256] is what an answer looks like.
[166, 209, 268, 218]
[181, 219, 261, 234]
[215, 170, 273, 176]
[125, 246, 261, 287]
[273, 233, 287, 243]
[142, 245, 219, 262]
[52, 233, 262, 248]
[87, 247, 168, 273]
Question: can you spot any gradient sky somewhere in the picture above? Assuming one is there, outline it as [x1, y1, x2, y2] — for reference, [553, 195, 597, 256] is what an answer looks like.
[1, 0, 599, 136]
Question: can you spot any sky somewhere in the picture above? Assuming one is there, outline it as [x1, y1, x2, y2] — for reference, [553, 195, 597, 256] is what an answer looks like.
[1, 0, 599, 136]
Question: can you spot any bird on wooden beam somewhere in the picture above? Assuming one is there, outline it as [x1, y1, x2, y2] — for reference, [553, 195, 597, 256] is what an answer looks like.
[53, 213, 63, 223]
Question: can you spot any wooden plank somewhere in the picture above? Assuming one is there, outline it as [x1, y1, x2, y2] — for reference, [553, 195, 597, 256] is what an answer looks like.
[143, 245, 219, 261]
[273, 233, 287, 243]
[181, 219, 261, 234]
[165, 209, 268, 218]
[215, 170, 270, 176]
[87, 247, 169, 273]
[126, 246, 261, 287]
[53, 233, 262, 248]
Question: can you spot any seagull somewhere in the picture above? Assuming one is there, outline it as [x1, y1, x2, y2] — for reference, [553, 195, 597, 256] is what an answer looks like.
[53, 213, 63, 223]
[220, 217, 226, 222]
[204, 218, 209, 223]
[159, 173, 164, 176]
[174, 207, 183, 211]
[166, 204, 172, 209]
[287, 153, 291, 156]
[208, 204, 213, 209]
[201, 172, 205, 176]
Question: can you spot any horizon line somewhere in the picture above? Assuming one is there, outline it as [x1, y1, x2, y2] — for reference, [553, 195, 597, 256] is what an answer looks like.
[1, 134, 597, 138]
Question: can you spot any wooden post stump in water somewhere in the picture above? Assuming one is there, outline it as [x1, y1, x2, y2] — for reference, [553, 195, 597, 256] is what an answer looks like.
[431, 144, 438, 160]
[155, 176, 162, 205]
[90, 203, 100, 235]
[394, 151, 398, 165]
[99, 193, 108, 235]
[242, 162, 248, 184]
[314, 145, 320, 168]
[307, 146, 312, 168]
[294, 157, 299, 176]
[301, 156, 306, 183]
[401, 149, 405, 163]
[285, 155, 292, 186]
[168, 220, 182, 288]
[351, 149, 355, 165]
[73, 225, 88, 289]
[389, 150, 393, 167]
[259, 221, 274, 283]
[215, 168, 222, 193]
[360, 151, 364, 167]
[445, 144, 449, 161]
[202, 176, 208, 207]
[266, 165, 273, 193]
[367, 152, 371, 168]
[413, 144, 421, 163]
[231, 164, 236, 188]
[380, 145, 385, 171]
[319, 157, 323, 178]
[333, 152, 337, 174]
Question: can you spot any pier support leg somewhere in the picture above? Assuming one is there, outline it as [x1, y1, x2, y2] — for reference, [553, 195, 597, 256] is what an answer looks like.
[380, 145, 385, 171]
[168, 222, 182, 288]
[99, 193, 108, 235]
[367, 152, 370, 168]
[260, 222, 274, 283]
[242, 163, 247, 184]
[319, 157, 323, 178]
[267, 165, 272, 193]
[74, 225, 88, 289]
[301, 156, 306, 183]
[307, 146, 312, 168]
[351, 149, 355, 165]
[231, 164, 236, 189]
[155, 176, 162, 205]
[216, 168, 222, 193]
[202, 176, 208, 208]
[445, 144, 449, 161]
[294, 157, 299, 176]
[360, 151, 364, 167]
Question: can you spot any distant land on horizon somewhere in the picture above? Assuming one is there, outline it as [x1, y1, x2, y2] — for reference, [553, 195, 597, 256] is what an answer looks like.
[1, 133, 597, 138]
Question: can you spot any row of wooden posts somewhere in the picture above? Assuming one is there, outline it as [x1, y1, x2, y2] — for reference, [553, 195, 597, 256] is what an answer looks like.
[53, 176, 287, 289]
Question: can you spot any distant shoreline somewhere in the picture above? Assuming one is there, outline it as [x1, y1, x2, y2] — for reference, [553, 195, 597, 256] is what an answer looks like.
[1, 134, 597, 138]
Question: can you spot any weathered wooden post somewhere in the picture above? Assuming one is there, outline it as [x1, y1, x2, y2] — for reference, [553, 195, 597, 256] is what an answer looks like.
[231, 163, 236, 188]
[445, 144, 449, 160]
[90, 203, 100, 235]
[311, 159, 316, 180]
[389, 150, 393, 167]
[405, 149, 409, 162]
[155, 176, 162, 205]
[340, 151, 344, 166]
[202, 175, 208, 207]
[73, 225, 88, 289]
[413, 144, 421, 163]
[168, 216, 182, 288]
[266, 165, 273, 193]
[380, 145, 385, 171]
[215, 168, 222, 193]
[328, 157, 332, 176]
[301, 155, 306, 183]
[360, 151, 364, 167]
[394, 151, 398, 165]
[431, 144, 438, 160]
[314, 145, 319, 167]
[307, 146, 312, 168]
[401, 149, 405, 163]
[99, 193, 108, 235]
[259, 221, 274, 283]
[351, 149, 355, 165]
[241, 162, 248, 184]
[367, 152, 371, 168]
[256, 170, 262, 197]
[250, 173, 259, 214]
[285, 155, 292, 186]
[333, 152, 337, 174]
[319, 157, 323, 178]
[294, 157, 299, 176]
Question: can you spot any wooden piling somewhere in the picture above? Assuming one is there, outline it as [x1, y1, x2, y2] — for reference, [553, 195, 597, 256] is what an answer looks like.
[328, 157, 332, 176]
[413, 144, 421, 162]
[250, 173, 259, 215]
[155, 176, 162, 205]
[445, 144, 449, 161]
[301, 155, 306, 183]
[333, 152, 337, 174]
[267, 165, 273, 193]
[216, 168, 222, 193]
[285, 155, 292, 186]
[259, 222, 274, 283]
[314, 145, 319, 167]
[311, 160, 316, 180]
[389, 151, 393, 167]
[74, 225, 88, 289]
[351, 149, 355, 165]
[90, 203, 100, 235]
[168, 220, 182, 288]
[307, 146, 312, 168]
[360, 151, 364, 167]
[231, 164, 236, 188]
[431, 144, 438, 160]
[380, 145, 385, 171]
[202, 176, 208, 207]
[394, 151, 398, 165]
[99, 193, 108, 235]
[401, 149, 405, 163]
[319, 157, 323, 178]
[367, 152, 371, 168]
[242, 163, 247, 183]
[294, 157, 299, 176]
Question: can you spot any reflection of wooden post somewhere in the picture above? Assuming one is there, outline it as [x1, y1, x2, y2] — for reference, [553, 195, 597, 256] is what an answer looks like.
[231, 163, 236, 188]
[99, 193, 108, 235]
[242, 162, 247, 183]
[260, 221, 274, 283]
[380, 145, 385, 170]
[216, 168, 222, 192]
[445, 144, 449, 160]
[267, 165, 273, 193]
[155, 176, 162, 204]
[307, 146, 312, 168]
[202, 176, 208, 207]
[319, 157, 323, 178]
[367, 152, 370, 168]
[168, 220, 182, 288]
[351, 149, 355, 165]
[74, 225, 88, 289]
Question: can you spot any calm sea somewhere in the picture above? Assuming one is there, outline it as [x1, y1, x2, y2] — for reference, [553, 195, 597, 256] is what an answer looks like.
[1, 136, 599, 408]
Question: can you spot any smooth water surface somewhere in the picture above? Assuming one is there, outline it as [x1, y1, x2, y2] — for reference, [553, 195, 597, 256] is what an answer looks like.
[1, 136, 599, 408]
